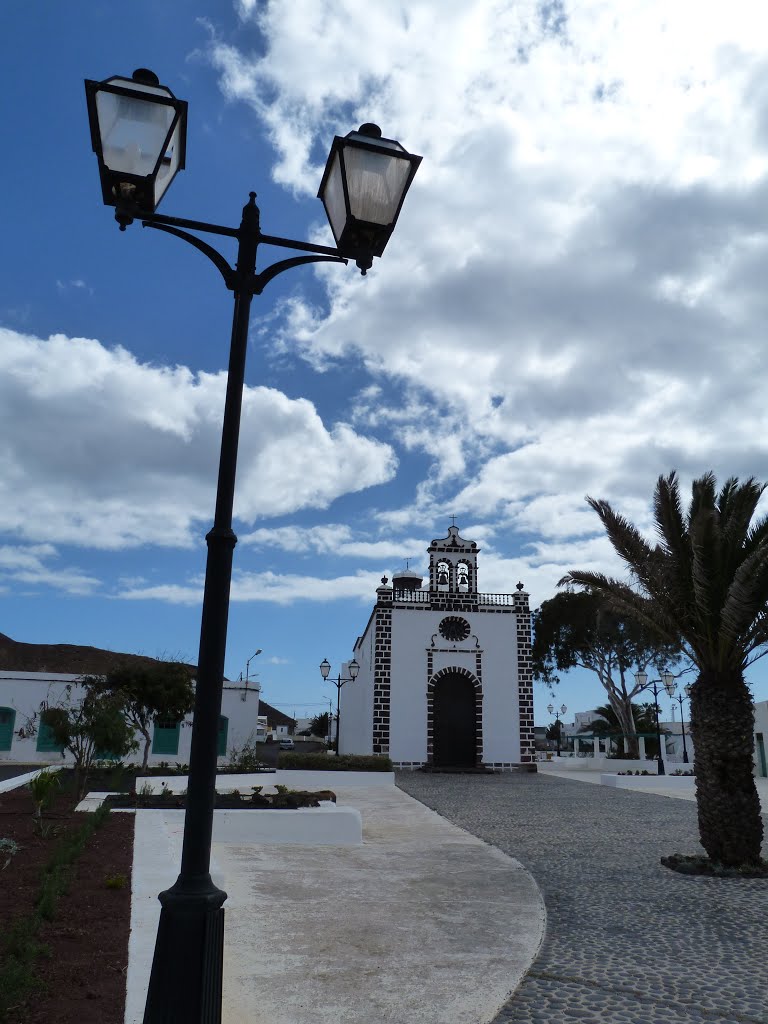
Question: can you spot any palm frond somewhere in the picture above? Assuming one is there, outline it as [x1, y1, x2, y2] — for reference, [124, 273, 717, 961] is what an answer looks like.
[562, 570, 681, 648]
[584, 497, 664, 599]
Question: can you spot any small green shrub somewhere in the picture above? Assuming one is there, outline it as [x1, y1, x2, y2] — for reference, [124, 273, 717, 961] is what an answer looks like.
[277, 752, 392, 772]
[227, 734, 269, 772]
[105, 873, 128, 890]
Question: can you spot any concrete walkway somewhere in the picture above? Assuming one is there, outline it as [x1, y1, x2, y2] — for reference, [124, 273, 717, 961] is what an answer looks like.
[126, 782, 546, 1024]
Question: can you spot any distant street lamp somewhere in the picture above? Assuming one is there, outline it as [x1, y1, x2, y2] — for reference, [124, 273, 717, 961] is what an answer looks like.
[85, 67, 420, 1024]
[666, 676, 692, 764]
[547, 703, 567, 756]
[635, 670, 676, 775]
[319, 658, 360, 754]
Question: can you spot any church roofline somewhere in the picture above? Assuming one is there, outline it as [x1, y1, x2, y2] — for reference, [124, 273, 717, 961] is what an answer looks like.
[428, 525, 479, 551]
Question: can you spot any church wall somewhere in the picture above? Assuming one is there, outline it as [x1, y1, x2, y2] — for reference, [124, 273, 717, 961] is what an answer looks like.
[389, 609, 445, 763]
[476, 617, 522, 764]
[338, 653, 374, 755]
[388, 608, 522, 765]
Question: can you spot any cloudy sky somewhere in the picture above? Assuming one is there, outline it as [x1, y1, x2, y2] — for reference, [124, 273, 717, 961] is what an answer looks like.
[3, 0, 768, 726]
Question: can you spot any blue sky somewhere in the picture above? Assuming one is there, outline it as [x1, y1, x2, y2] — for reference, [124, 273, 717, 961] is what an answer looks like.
[3, 0, 768, 730]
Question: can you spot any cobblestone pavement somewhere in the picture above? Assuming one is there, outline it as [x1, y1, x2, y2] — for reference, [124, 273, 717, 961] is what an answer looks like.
[396, 771, 768, 1024]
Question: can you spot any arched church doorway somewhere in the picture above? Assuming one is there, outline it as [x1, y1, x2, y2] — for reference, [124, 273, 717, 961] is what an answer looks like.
[433, 672, 476, 767]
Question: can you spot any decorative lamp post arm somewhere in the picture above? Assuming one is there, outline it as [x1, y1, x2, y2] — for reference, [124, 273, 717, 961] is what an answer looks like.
[141, 195, 348, 296]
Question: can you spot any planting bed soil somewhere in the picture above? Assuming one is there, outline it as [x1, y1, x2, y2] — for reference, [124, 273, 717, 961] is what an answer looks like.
[0, 773, 134, 1024]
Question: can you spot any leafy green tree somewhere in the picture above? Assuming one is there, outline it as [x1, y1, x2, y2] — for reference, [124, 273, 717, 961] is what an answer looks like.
[308, 712, 329, 738]
[44, 686, 137, 798]
[85, 662, 195, 770]
[532, 589, 682, 758]
[564, 471, 767, 868]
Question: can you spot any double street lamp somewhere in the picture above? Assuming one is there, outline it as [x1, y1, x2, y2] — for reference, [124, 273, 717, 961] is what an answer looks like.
[85, 67, 420, 1024]
[667, 678, 693, 764]
[547, 703, 567, 756]
[319, 658, 359, 754]
[635, 670, 676, 775]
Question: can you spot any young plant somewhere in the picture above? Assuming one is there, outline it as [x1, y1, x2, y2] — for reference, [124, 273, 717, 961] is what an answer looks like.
[28, 769, 60, 832]
[104, 873, 128, 890]
[0, 838, 21, 870]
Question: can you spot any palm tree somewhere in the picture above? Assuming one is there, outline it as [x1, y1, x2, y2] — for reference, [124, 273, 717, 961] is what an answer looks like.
[563, 472, 766, 868]
[582, 702, 664, 757]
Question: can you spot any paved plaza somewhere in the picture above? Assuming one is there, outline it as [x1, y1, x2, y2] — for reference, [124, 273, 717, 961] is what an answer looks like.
[397, 770, 768, 1024]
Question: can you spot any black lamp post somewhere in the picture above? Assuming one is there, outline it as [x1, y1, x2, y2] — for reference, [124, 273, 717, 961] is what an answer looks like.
[667, 677, 692, 764]
[635, 670, 676, 775]
[85, 68, 420, 1024]
[547, 703, 567, 756]
[319, 658, 360, 754]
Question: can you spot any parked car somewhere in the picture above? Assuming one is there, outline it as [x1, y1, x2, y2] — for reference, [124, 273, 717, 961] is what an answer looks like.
[278, 738, 295, 750]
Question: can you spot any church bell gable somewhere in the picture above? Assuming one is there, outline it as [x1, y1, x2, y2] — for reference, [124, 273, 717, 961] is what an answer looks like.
[428, 526, 479, 594]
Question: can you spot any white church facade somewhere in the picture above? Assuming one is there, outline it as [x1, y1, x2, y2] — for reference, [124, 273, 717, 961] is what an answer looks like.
[339, 526, 536, 770]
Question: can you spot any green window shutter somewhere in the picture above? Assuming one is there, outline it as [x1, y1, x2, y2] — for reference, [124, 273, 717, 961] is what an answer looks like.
[152, 720, 181, 756]
[36, 711, 64, 753]
[0, 708, 16, 751]
[218, 716, 228, 757]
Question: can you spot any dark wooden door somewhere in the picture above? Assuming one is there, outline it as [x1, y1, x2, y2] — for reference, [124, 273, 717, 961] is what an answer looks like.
[433, 673, 476, 767]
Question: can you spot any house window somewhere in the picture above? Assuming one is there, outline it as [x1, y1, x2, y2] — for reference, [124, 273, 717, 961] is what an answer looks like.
[36, 710, 64, 753]
[152, 719, 181, 756]
[218, 716, 228, 757]
[0, 708, 16, 751]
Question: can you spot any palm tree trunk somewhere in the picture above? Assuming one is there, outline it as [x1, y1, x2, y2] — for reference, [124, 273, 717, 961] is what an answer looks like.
[690, 671, 763, 866]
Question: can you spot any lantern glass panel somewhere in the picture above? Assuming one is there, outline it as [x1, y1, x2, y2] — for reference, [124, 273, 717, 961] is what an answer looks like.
[96, 80, 176, 180]
[153, 116, 183, 206]
[323, 151, 348, 243]
[344, 147, 412, 226]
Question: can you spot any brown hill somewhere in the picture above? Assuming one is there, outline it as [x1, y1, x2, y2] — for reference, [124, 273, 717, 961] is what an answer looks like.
[0, 633, 196, 677]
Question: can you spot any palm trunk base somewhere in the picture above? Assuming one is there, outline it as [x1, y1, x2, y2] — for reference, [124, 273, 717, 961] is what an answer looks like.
[692, 675, 764, 867]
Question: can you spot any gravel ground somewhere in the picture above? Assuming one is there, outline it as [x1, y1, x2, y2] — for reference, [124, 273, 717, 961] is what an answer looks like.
[396, 771, 768, 1024]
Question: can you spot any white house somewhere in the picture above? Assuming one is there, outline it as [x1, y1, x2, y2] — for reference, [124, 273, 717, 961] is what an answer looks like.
[338, 525, 535, 770]
[0, 669, 262, 766]
[755, 700, 768, 778]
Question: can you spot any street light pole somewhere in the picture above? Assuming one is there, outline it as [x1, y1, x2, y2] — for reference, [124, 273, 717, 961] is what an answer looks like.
[635, 670, 675, 775]
[666, 676, 692, 764]
[319, 658, 359, 754]
[85, 68, 420, 1024]
[547, 703, 567, 756]
[244, 648, 262, 696]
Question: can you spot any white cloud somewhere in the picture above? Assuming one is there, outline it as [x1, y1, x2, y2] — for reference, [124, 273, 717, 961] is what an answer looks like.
[205, 0, 768, 556]
[118, 568, 383, 606]
[0, 328, 396, 550]
[0, 544, 100, 595]
[240, 523, 428, 563]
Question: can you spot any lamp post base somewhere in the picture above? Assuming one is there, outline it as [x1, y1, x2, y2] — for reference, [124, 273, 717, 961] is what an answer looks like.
[657, 758, 666, 776]
[143, 882, 227, 1024]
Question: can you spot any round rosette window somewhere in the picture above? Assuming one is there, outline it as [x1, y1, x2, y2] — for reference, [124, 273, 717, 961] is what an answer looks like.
[438, 616, 471, 643]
